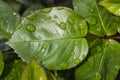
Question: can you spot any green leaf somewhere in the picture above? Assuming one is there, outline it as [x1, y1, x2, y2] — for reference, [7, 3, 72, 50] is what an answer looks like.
[7, 7, 88, 70]
[99, 0, 120, 16]
[21, 59, 47, 80]
[73, 0, 117, 36]
[5, 60, 26, 80]
[0, 0, 20, 39]
[0, 49, 4, 76]
[75, 39, 120, 80]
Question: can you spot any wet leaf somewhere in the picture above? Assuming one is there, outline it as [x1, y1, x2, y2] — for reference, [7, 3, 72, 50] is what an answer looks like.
[73, 0, 117, 36]
[0, 0, 20, 39]
[7, 7, 88, 70]
[99, 0, 120, 16]
[21, 59, 47, 80]
[75, 39, 120, 80]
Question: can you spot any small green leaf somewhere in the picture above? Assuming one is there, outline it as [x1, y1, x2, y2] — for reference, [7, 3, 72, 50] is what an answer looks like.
[5, 60, 26, 80]
[99, 0, 120, 16]
[0, 49, 4, 76]
[21, 59, 47, 80]
[73, 0, 117, 36]
[75, 39, 120, 80]
[7, 7, 88, 70]
[0, 0, 20, 39]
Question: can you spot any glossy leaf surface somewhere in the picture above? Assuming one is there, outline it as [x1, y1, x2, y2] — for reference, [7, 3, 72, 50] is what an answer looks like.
[5, 60, 26, 80]
[0, 49, 4, 75]
[99, 0, 120, 16]
[73, 0, 117, 36]
[21, 59, 47, 80]
[75, 39, 120, 80]
[0, 0, 20, 39]
[7, 7, 88, 70]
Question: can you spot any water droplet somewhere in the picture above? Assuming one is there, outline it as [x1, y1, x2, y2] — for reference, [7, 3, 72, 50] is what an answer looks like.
[79, 24, 85, 29]
[71, 52, 75, 56]
[90, 9, 94, 12]
[40, 77, 43, 80]
[27, 14, 37, 20]
[60, 62, 68, 69]
[115, 65, 120, 70]
[57, 7, 64, 10]
[75, 42, 78, 45]
[59, 22, 66, 30]
[74, 58, 80, 64]
[16, 23, 22, 30]
[42, 8, 52, 13]
[86, 16, 97, 26]
[14, 60, 19, 64]
[26, 24, 36, 32]
[97, 28, 101, 32]
[96, 46, 102, 52]
[68, 18, 74, 25]
[96, 73, 102, 80]
[43, 44, 47, 49]
[54, 15, 57, 18]
[13, 12, 17, 16]
[81, 54, 86, 59]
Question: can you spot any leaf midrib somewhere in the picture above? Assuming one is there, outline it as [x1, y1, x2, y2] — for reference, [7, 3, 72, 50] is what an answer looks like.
[95, 2, 106, 34]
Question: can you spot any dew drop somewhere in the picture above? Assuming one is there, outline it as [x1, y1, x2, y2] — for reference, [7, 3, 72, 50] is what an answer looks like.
[26, 24, 36, 32]
[13, 12, 17, 16]
[96, 46, 102, 52]
[115, 65, 120, 70]
[75, 42, 78, 45]
[60, 62, 68, 69]
[97, 28, 101, 32]
[14, 60, 19, 64]
[16, 23, 22, 30]
[96, 73, 102, 80]
[90, 9, 94, 12]
[27, 14, 37, 20]
[68, 18, 74, 25]
[59, 22, 66, 30]
[71, 52, 75, 56]
[86, 16, 97, 26]
[42, 8, 52, 13]
[81, 54, 86, 59]
[74, 58, 80, 64]
[54, 15, 57, 18]
[43, 44, 47, 49]
[57, 7, 64, 10]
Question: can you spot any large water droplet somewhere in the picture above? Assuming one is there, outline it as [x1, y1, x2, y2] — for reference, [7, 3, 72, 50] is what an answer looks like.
[27, 14, 37, 20]
[42, 8, 52, 13]
[115, 65, 120, 70]
[59, 22, 66, 30]
[74, 58, 80, 64]
[26, 24, 36, 32]
[60, 62, 68, 69]
[95, 73, 102, 80]
[57, 7, 64, 10]
[68, 18, 74, 25]
[86, 16, 97, 26]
